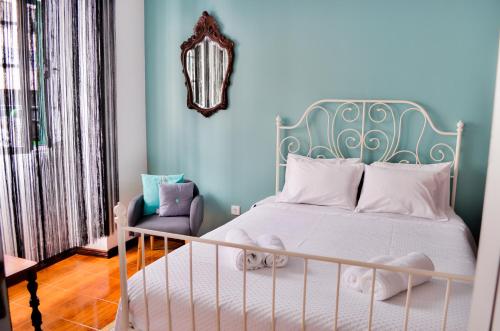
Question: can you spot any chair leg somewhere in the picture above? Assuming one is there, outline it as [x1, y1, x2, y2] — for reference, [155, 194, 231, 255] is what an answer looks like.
[136, 239, 142, 270]
[150, 235, 154, 251]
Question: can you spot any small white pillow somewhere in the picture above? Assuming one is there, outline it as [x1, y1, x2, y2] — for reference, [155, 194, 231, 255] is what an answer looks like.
[277, 154, 364, 209]
[356, 164, 448, 220]
[370, 161, 452, 211]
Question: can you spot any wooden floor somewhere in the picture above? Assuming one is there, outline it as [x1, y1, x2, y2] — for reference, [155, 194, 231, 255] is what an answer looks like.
[8, 238, 182, 330]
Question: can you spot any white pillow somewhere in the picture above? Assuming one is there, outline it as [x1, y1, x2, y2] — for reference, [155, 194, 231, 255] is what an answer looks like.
[356, 164, 449, 220]
[276, 154, 364, 209]
[371, 161, 452, 211]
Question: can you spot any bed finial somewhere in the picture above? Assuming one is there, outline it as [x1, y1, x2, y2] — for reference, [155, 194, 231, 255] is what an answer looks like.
[275, 115, 282, 194]
[451, 120, 464, 209]
[114, 202, 127, 227]
[276, 115, 282, 126]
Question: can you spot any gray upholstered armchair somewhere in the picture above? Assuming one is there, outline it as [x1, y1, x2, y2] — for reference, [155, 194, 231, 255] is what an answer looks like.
[128, 180, 204, 269]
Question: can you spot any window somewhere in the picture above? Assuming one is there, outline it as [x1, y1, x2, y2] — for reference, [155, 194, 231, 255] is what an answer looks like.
[1, 0, 47, 152]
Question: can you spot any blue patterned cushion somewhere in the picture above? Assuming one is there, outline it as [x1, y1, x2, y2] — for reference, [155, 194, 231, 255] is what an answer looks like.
[158, 182, 194, 217]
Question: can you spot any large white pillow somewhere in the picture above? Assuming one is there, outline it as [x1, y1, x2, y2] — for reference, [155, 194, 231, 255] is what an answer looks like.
[276, 154, 364, 209]
[371, 161, 452, 211]
[356, 164, 450, 220]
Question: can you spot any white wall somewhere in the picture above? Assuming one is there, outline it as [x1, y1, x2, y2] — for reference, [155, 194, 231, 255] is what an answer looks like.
[115, 0, 147, 206]
[87, 0, 146, 251]
[468, 36, 500, 330]
[111, 0, 147, 248]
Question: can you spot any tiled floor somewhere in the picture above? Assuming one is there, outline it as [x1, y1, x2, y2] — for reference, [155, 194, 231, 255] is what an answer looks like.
[8, 238, 182, 330]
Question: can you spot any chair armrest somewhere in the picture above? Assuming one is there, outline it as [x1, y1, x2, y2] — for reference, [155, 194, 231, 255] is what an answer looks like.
[128, 194, 144, 227]
[189, 195, 204, 236]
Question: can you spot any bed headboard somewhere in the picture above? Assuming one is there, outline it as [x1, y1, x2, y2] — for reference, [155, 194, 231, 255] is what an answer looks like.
[275, 99, 464, 208]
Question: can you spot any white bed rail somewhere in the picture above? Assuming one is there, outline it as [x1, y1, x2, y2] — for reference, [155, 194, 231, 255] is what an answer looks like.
[114, 203, 474, 331]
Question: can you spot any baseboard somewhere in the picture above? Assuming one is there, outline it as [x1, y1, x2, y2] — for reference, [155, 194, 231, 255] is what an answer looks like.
[75, 247, 111, 258]
[76, 236, 139, 258]
[105, 236, 138, 258]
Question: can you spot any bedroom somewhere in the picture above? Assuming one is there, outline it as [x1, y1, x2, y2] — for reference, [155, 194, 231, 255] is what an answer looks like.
[0, 0, 499, 330]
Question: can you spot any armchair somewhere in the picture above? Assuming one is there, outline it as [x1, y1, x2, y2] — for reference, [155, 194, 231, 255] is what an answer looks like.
[128, 180, 204, 269]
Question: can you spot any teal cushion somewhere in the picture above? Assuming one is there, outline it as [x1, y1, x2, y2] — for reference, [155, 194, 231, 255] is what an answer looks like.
[141, 174, 184, 215]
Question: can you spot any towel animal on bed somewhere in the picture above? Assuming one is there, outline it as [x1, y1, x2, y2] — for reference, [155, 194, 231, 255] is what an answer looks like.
[256, 234, 289, 268]
[223, 229, 288, 271]
[342, 252, 435, 301]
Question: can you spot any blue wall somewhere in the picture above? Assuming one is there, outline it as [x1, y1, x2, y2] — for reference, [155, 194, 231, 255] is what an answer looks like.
[145, 0, 500, 239]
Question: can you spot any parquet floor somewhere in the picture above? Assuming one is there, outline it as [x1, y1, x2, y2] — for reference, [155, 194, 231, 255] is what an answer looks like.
[8, 238, 182, 330]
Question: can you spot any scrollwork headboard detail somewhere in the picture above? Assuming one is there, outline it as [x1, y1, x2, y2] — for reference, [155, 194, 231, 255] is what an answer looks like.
[275, 99, 464, 208]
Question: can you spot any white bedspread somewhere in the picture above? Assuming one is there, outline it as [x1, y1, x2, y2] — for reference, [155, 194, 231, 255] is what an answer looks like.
[115, 197, 476, 331]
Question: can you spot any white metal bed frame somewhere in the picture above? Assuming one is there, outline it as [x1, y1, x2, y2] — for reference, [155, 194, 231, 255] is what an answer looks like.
[275, 99, 464, 208]
[115, 99, 472, 331]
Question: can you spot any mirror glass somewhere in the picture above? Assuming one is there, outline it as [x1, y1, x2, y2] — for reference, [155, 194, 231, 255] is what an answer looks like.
[185, 37, 229, 109]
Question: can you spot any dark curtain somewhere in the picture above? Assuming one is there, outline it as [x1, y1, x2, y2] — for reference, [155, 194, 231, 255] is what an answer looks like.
[0, 0, 117, 261]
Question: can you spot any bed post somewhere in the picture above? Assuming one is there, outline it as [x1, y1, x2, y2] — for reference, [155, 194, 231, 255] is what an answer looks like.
[451, 121, 464, 209]
[114, 203, 130, 330]
[360, 102, 366, 161]
[276, 115, 282, 194]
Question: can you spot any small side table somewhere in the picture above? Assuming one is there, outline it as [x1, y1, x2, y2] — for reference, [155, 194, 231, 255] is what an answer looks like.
[5, 255, 42, 331]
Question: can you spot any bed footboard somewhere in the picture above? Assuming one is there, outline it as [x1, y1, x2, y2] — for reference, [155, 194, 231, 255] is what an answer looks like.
[113, 203, 474, 331]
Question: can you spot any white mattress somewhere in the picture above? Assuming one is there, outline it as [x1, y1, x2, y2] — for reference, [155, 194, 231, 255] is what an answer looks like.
[115, 197, 476, 331]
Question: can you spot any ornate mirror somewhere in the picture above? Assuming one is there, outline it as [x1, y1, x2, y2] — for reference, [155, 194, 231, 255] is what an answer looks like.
[181, 12, 234, 117]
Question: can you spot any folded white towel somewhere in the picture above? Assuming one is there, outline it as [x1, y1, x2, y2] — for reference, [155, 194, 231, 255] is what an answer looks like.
[223, 229, 264, 271]
[255, 234, 289, 268]
[360, 252, 435, 301]
[342, 255, 394, 291]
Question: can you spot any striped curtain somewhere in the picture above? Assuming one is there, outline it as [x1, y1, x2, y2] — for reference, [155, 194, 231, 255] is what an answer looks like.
[0, 0, 117, 261]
